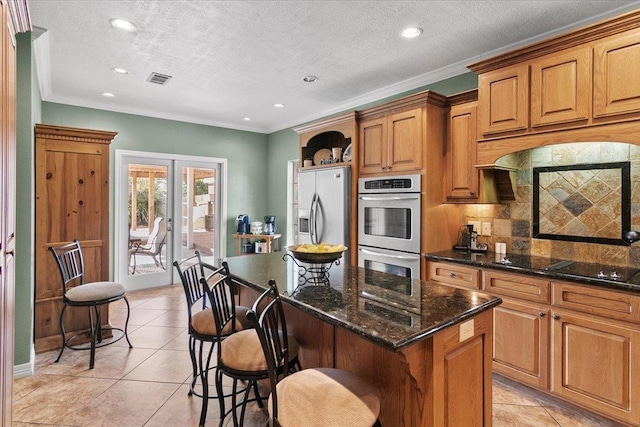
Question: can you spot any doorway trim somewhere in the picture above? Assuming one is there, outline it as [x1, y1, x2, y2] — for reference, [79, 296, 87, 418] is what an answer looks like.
[114, 150, 228, 289]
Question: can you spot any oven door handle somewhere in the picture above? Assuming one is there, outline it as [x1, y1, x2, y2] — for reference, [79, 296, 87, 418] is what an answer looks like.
[358, 195, 420, 201]
[358, 247, 421, 260]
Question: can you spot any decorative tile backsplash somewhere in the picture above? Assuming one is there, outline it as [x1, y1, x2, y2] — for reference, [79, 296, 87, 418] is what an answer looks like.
[533, 162, 630, 245]
[462, 142, 640, 267]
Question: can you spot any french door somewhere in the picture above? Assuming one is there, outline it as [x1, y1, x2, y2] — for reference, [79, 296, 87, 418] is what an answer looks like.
[115, 151, 226, 290]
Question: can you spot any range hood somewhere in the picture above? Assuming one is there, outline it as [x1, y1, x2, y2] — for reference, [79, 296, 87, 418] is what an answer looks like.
[475, 165, 517, 203]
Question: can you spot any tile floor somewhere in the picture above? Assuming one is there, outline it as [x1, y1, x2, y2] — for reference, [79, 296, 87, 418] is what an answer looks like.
[13, 284, 625, 427]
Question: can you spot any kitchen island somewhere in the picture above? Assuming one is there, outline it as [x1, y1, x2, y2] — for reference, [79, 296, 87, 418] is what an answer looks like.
[225, 251, 502, 427]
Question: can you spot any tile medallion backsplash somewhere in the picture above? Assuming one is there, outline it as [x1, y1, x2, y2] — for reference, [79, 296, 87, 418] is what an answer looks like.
[532, 162, 630, 245]
[462, 142, 640, 267]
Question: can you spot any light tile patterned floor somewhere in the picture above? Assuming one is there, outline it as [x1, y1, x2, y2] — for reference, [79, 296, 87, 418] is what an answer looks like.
[13, 284, 625, 426]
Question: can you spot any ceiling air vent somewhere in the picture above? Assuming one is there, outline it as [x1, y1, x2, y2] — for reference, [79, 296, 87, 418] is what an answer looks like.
[147, 72, 172, 85]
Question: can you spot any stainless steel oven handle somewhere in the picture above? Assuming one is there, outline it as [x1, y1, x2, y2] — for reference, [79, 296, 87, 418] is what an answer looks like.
[358, 195, 420, 201]
[358, 247, 420, 260]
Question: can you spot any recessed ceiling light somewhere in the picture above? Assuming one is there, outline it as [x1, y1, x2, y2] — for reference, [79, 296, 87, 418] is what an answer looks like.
[401, 27, 423, 39]
[111, 67, 129, 74]
[274, 103, 285, 108]
[242, 117, 251, 121]
[303, 76, 318, 83]
[110, 18, 137, 32]
[101, 92, 115, 98]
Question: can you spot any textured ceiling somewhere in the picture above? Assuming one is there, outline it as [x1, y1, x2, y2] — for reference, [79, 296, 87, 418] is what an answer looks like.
[28, 1, 640, 133]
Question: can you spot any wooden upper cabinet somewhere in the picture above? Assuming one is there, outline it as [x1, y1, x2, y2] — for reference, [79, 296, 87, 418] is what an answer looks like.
[446, 101, 478, 199]
[359, 107, 423, 175]
[386, 108, 422, 173]
[359, 116, 386, 174]
[478, 63, 529, 136]
[531, 47, 591, 127]
[593, 28, 640, 119]
[294, 112, 357, 170]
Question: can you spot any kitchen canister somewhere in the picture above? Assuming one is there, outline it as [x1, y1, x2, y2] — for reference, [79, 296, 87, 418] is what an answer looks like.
[250, 221, 264, 235]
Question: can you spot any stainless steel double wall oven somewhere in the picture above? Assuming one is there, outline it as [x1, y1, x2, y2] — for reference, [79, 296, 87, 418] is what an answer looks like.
[357, 174, 422, 309]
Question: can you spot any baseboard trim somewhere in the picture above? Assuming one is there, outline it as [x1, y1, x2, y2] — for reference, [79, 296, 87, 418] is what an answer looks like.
[14, 360, 34, 378]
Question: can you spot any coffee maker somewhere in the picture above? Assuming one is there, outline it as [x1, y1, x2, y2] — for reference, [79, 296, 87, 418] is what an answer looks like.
[263, 216, 276, 235]
[236, 214, 250, 234]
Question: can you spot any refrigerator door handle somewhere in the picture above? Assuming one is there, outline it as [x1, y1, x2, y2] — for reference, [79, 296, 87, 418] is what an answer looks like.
[315, 195, 324, 243]
[310, 193, 318, 244]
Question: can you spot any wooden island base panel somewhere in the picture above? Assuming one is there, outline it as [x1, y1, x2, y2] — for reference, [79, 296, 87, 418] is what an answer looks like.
[226, 252, 500, 427]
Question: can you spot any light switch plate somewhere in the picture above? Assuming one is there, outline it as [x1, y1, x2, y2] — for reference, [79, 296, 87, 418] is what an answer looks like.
[459, 319, 474, 342]
[468, 221, 481, 233]
[481, 222, 492, 236]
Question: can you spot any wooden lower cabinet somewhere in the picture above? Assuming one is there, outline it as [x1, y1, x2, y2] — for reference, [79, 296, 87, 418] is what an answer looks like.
[493, 299, 549, 389]
[551, 308, 640, 425]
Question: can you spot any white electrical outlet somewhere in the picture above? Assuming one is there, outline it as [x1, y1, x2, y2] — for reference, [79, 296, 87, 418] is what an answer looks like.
[468, 221, 481, 233]
[481, 222, 492, 236]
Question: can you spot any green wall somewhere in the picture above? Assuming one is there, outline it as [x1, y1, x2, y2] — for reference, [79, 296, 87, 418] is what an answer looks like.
[14, 33, 39, 368]
[41, 102, 270, 260]
[266, 127, 299, 244]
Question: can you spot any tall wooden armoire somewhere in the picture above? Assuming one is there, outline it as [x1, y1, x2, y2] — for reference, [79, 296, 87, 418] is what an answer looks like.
[34, 124, 118, 353]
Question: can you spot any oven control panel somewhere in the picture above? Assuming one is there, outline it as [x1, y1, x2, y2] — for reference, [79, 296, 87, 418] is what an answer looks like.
[358, 174, 421, 193]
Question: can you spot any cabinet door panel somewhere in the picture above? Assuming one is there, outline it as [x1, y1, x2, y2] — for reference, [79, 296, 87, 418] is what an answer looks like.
[387, 108, 422, 172]
[478, 64, 529, 135]
[359, 117, 386, 175]
[552, 309, 640, 424]
[531, 47, 590, 127]
[493, 300, 549, 389]
[594, 29, 640, 118]
[447, 103, 478, 199]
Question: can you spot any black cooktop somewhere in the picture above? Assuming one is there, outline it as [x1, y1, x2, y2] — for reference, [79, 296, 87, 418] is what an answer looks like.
[492, 253, 640, 282]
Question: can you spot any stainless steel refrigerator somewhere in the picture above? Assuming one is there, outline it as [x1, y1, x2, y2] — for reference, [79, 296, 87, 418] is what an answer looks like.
[298, 165, 350, 245]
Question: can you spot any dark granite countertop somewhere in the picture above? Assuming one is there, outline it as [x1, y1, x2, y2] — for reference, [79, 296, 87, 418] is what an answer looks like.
[425, 249, 640, 293]
[224, 251, 501, 352]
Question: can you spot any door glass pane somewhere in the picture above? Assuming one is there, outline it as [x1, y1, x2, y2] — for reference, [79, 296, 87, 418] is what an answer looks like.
[128, 164, 168, 276]
[179, 167, 216, 263]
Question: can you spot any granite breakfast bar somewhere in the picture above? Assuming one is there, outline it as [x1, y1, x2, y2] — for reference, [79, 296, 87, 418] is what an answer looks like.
[224, 252, 502, 427]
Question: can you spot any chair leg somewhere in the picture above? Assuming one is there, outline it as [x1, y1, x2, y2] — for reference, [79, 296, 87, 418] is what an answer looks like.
[131, 253, 137, 274]
[88, 306, 96, 369]
[188, 337, 198, 396]
[216, 368, 226, 427]
[199, 341, 209, 427]
[231, 378, 240, 427]
[122, 297, 133, 348]
[95, 305, 103, 344]
[252, 381, 264, 408]
[54, 304, 68, 363]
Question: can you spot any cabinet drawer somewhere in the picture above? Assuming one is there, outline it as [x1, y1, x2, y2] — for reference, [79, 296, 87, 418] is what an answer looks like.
[428, 262, 481, 290]
[552, 282, 640, 324]
[484, 270, 550, 303]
